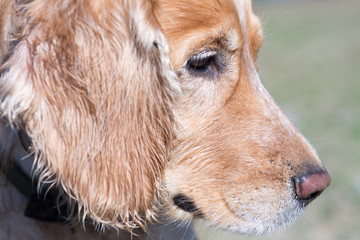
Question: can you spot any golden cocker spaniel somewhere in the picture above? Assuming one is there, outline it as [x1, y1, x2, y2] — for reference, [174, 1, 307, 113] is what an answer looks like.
[0, 0, 330, 237]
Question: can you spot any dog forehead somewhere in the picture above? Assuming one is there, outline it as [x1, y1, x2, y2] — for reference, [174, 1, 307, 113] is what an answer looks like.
[154, 0, 248, 67]
[154, 0, 240, 26]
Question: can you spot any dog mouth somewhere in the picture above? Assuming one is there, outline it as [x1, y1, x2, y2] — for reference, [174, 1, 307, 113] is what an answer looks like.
[172, 194, 202, 214]
[165, 163, 330, 234]
[170, 183, 306, 234]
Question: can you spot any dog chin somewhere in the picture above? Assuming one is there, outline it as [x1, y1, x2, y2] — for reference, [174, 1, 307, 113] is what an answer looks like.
[217, 199, 305, 235]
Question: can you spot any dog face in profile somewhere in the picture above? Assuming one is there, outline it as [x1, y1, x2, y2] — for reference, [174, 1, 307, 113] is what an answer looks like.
[0, 0, 330, 235]
[155, 0, 331, 233]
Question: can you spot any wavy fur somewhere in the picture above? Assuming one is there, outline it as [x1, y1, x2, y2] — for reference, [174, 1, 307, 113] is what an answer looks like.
[1, 0, 179, 229]
[0, 0, 329, 237]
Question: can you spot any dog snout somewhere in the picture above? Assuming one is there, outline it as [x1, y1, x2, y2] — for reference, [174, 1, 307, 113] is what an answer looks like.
[293, 169, 331, 206]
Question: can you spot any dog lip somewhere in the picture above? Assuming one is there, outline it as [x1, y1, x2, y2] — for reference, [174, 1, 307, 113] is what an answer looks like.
[172, 194, 200, 213]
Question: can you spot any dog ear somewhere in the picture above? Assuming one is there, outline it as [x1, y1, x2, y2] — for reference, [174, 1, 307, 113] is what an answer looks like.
[0, 0, 179, 229]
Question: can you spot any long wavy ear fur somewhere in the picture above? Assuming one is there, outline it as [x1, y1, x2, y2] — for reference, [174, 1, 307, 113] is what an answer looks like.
[0, 0, 179, 229]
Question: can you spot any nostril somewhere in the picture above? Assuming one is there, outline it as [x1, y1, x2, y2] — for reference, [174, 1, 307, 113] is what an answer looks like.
[293, 170, 331, 205]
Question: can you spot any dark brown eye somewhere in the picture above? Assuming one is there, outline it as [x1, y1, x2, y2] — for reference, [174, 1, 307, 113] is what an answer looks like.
[187, 51, 218, 74]
[188, 55, 213, 69]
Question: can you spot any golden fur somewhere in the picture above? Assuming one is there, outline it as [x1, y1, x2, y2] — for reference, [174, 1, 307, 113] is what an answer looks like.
[0, 0, 330, 236]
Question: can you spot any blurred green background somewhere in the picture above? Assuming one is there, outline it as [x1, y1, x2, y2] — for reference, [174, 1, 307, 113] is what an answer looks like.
[194, 0, 360, 239]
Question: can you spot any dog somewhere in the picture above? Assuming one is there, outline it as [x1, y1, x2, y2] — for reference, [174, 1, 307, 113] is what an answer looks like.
[0, 0, 330, 239]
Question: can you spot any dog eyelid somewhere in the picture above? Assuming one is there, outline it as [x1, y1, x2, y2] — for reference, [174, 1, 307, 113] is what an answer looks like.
[186, 50, 219, 75]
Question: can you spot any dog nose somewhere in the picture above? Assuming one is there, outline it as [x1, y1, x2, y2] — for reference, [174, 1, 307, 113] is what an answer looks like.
[293, 170, 331, 205]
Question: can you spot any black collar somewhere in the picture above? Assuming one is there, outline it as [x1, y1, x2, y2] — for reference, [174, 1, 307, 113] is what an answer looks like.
[1, 130, 69, 222]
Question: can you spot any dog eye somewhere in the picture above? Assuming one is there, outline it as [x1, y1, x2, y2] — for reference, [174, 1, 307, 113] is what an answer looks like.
[186, 51, 219, 75]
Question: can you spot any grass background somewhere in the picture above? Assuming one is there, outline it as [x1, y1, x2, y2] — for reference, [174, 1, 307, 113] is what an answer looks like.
[194, 0, 360, 239]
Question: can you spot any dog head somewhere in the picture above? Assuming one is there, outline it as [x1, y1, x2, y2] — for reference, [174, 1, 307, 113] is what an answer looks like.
[0, 0, 330, 234]
[155, 0, 330, 234]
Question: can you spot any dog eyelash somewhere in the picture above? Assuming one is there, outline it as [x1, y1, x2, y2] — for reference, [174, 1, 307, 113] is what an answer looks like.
[186, 51, 219, 75]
